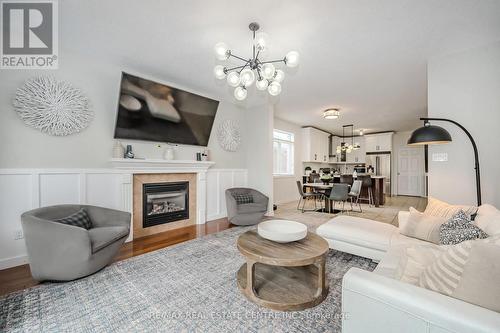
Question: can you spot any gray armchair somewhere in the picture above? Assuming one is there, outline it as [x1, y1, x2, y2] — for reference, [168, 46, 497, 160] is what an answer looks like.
[21, 205, 131, 281]
[225, 188, 269, 226]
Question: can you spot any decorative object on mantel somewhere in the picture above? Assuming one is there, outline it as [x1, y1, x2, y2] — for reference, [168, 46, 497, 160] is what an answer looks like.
[336, 124, 361, 154]
[217, 119, 241, 152]
[124, 145, 135, 159]
[112, 141, 125, 158]
[13, 76, 93, 136]
[213, 22, 299, 101]
[163, 144, 176, 160]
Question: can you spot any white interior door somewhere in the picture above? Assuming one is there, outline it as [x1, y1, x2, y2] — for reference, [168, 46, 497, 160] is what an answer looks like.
[397, 148, 423, 196]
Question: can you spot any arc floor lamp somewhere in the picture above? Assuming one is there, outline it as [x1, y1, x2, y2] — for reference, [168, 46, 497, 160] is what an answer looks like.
[407, 117, 481, 206]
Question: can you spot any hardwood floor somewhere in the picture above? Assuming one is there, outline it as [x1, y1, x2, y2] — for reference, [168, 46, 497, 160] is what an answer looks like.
[0, 218, 232, 297]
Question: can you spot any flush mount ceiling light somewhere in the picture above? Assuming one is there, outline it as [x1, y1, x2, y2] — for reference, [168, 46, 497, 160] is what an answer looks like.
[213, 22, 299, 101]
[323, 108, 340, 119]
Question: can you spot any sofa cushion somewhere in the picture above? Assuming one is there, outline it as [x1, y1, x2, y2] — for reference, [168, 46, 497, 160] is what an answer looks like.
[54, 208, 93, 229]
[232, 193, 254, 205]
[316, 216, 397, 252]
[399, 207, 447, 244]
[89, 226, 129, 253]
[419, 235, 500, 312]
[236, 202, 266, 214]
[474, 204, 500, 235]
[424, 197, 477, 219]
[439, 210, 488, 245]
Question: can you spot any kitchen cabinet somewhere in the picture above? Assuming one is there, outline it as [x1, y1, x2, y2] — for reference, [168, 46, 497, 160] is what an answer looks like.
[302, 127, 330, 162]
[364, 133, 393, 152]
[347, 136, 366, 163]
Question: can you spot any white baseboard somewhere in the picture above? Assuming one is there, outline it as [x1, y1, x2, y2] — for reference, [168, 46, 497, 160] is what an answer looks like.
[206, 213, 227, 222]
[0, 255, 29, 270]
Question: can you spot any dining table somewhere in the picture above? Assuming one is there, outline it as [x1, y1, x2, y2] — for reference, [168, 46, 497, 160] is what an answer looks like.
[303, 182, 349, 214]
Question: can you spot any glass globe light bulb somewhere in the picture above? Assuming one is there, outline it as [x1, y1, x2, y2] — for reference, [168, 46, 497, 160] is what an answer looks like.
[253, 32, 269, 52]
[234, 86, 247, 101]
[240, 68, 255, 87]
[285, 51, 300, 68]
[213, 65, 226, 80]
[268, 82, 282, 96]
[273, 69, 285, 83]
[261, 63, 276, 79]
[336, 147, 341, 154]
[256, 78, 268, 91]
[226, 72, 240, 87]
[214, 42, 230, 60]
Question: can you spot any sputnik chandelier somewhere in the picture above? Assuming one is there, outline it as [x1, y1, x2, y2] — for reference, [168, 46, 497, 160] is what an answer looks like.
[213, 22, 300, 101]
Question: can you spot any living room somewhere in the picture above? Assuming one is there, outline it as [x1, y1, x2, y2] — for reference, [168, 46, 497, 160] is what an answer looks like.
[1, 1, 499, 332]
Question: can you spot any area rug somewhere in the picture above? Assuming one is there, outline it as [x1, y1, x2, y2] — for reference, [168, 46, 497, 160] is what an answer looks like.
[0, 227, 377, 332]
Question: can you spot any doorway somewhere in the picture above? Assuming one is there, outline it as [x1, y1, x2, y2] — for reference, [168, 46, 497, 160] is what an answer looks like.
[397, 148, 424, 196]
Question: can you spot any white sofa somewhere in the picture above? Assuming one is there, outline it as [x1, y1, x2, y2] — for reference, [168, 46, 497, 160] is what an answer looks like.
[316, 212, 500, 333]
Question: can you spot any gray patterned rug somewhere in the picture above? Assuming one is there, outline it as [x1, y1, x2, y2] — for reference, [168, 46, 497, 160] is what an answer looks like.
[0, 227, 376, 332]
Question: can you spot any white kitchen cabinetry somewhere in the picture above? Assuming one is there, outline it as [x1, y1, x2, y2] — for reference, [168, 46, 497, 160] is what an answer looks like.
[364, 133, 393, 152]
[302, 127, 330, 162]
[348, 136, 366, 163]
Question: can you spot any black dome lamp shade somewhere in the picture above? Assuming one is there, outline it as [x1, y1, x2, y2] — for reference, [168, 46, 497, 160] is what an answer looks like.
[408, 117, 481, 206]
[407, 122, 452, 145]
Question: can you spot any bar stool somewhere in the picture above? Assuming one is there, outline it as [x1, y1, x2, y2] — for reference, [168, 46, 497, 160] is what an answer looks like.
[358, 175, 374, 206]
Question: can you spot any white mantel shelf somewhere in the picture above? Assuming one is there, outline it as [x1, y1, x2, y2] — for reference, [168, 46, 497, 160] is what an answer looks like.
[109, 158, 215, 171]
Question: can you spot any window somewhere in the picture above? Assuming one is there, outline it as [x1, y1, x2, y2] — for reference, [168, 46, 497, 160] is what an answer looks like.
[273, 129, 294, 176]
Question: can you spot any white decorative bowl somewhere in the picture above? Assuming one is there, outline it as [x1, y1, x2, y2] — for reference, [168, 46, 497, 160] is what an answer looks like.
[257, 220, 308, 243]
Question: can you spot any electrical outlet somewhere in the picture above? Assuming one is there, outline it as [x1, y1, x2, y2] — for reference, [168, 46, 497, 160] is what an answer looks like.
[14, 229, 24, 240]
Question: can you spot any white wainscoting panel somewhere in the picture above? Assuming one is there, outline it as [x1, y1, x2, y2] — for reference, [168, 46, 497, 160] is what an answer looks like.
[0, 168, 247, 269]
[205, 169, 248, 221]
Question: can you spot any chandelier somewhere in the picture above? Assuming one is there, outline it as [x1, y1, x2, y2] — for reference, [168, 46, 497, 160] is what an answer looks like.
[213, 22, 300, 101]
[336, 124, 361, 154]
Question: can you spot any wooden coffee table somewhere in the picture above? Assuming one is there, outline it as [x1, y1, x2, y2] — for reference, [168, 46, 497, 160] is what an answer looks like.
[236, 229, 329, 311]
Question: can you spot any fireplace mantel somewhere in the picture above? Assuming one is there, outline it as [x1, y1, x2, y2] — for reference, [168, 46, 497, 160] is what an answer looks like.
[110, 158, 215, 172]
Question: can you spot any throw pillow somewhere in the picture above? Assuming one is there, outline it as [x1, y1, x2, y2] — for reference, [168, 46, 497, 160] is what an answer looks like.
[54, 208, 93, 229]
[399, 207, 448, 244]
[232, 193, 254, 205]
[419, 235, 500, 312]
[474, 204, 500, 236]
[424, 197, 477, 219]
[395, 244, 445, 285]
[439, 210, 488, 245]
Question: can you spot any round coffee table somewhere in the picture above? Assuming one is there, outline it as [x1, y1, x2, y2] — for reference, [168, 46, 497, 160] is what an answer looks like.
[236, 229, 329, 311]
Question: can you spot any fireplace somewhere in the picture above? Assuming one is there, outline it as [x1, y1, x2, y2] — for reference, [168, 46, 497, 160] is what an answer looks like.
[142, 181, 189, 228]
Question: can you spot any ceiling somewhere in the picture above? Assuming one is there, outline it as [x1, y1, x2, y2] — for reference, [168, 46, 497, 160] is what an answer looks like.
[63, 0, 500, 135]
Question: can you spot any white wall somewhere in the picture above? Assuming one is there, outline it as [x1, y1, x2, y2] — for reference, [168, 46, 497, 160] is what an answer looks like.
[245, 105, 274, 214]
[428, 42, 500, 207]
[0, 61, 248, 169]
[391, 131, 425, 196]
[273, 117, 303, 205]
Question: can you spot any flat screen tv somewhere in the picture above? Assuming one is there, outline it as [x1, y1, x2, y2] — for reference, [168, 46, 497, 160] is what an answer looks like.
[114, 72, 219, 146]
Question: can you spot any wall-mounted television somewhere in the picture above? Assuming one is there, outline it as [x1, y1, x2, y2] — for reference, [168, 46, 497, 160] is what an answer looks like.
[113, 72, 219, 146]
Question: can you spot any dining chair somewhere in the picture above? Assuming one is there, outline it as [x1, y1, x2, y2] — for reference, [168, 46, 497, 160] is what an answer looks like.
[296, 181, 324, 213]
[340, 174, 354, 186]
[348, 180, 363, 212]
[328, 183, 350, 214]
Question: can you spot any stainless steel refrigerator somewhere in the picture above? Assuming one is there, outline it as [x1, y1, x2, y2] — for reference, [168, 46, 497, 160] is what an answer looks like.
[366, 153, 391, 195]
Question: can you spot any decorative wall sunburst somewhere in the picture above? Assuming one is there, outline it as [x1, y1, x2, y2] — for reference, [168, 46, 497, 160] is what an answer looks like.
[217, 119, 241, 152]
[13, 76, 93, 136]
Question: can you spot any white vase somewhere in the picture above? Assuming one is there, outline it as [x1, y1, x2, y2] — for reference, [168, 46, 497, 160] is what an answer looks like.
[163, 146, 175, 160]
[112, 141, 125, 158]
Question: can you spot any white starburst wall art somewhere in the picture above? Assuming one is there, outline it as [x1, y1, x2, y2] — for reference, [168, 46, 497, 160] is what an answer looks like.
[217, 119, 241, 152]
[13, 76, 93, 136]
